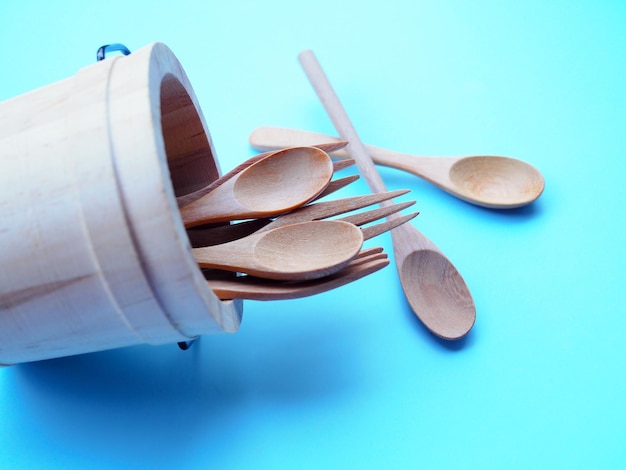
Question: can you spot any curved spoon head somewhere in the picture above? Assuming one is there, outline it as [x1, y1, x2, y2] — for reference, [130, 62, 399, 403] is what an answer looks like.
[182, 146, 334, 227]
[234, 146, 333, 212]
[252, 220, 363, 280]
[449, 156, 545, 209]
[398, 248, 476, 340]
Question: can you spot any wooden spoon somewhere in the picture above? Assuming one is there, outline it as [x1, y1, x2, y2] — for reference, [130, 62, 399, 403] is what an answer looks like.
[249, 127, 545, 209]
[192, 220, 362, 281]
[181, 146, 333, 228]
[176, 141, 349, 208]
[299, 49, 475, 340]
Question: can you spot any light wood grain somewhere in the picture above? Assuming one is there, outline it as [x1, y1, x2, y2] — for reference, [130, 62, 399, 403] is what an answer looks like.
[250, 126, 545, 209]
[206, 248, 389, 300]
[257, 189, 411, 232]
[177, 141, 350, 208]
[181, 146, 334, 227]
[186, 189, 410, 247]
[0, 43, 242, 364]
[298, 49, 475, 340]
[193, 220, 363, 281]
[313, 173, 359, 200]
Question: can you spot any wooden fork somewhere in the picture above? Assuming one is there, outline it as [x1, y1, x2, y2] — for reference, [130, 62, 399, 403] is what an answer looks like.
[204, 247, 389, 300]
[186, 189, 415, 248]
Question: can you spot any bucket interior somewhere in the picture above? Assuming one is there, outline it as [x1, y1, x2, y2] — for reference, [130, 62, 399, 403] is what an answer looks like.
[157, 72, 239, 302]
[160, 74, 220, 197]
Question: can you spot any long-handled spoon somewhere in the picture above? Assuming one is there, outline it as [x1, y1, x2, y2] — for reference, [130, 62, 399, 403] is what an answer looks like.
[193, 220, 363, 281]
[205, 247, 389, 300]
[299, 49, 475, 340]
[181, 146, 333, 228]
[249, 127, 545, 209]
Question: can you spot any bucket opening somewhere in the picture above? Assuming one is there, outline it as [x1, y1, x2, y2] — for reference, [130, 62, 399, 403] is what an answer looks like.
[160, 74, 219, 197]
[158, 73, 238, 297]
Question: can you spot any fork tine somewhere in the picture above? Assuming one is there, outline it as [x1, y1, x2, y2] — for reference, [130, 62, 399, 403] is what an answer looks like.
[258, 189, 410, 232]
[183, 196, 402, 248]
[355, 246, 384, 257]
[348, 251, 388, 267]
[300, 159, 357, 202]
[361, 211, 419, 241]
[206, 252, 389, 300]
[332, 158, 355, 172]
[338, 200, 416, 227]
[187, 190, 412, 246]
[203, 247, 385, 280]
[184, 173, 361, 246]
[314, 174, 359, 200]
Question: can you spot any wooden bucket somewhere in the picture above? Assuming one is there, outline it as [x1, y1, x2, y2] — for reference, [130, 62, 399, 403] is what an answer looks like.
[0, 42, 243, 365]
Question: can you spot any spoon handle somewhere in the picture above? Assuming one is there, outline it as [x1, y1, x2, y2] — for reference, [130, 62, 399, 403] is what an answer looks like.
[251, 127, 472, 192]
[298, 49, 476, 340]
[299, 51, 388, 196]
[193, 220, 362, 281]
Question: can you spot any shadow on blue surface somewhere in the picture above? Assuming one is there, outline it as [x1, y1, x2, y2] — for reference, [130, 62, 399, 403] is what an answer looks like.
[400, 294, 478, 353]
[14, 342, 233, 465]
[13, 317, 362, 467]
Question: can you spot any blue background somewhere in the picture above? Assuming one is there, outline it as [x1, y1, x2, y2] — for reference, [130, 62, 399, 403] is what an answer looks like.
[1, 1, 625, 468]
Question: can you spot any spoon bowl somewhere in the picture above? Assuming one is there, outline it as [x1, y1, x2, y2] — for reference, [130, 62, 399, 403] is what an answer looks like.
[177, 141, 349, 208]
[249, 127, 545, 209]
[181, 146, 333, 227]
[448, 155, 544, 208]
[193, 220, 363, 281]
[399, 248, 475, 339]
[298, 49, 475, 339]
